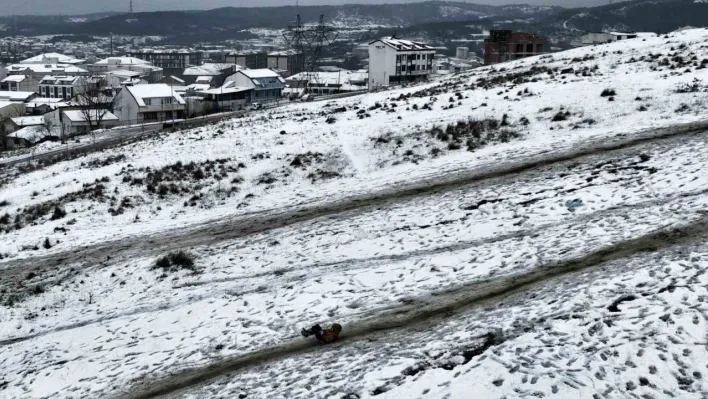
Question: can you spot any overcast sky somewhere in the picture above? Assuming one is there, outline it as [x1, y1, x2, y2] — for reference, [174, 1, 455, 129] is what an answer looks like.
[4, 0, 610, 16]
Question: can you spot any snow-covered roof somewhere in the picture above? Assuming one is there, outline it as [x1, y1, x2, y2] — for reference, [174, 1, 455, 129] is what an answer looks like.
[166, 76, 185, 83]
[200, 86, 252, 95]
[0, 91, 36, 102]
[8, 125, 51, 142]
[62, 110, 119, 123]
[20, 52, 79, 64]
[186, 83, 211, 92]
[106, 70, 143, 79]
[195, 76, 213, 84]
[95, 57, 151, 66]
[10, 115, 44, 127]
[125, 84, 186, 106]
[239, 69, 281, 79]
[8, 64, 88, 74]
[610, 32, 638, 36]
[268, 50, 300, 57]
[26, 98, 69, 110]
[372, 37, 435, 51]
[183, 63, 236, 76]
[1, 75, 26, 83]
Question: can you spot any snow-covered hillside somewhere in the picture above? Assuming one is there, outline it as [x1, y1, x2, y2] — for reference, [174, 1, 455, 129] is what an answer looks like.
[1, 29, 708, 399]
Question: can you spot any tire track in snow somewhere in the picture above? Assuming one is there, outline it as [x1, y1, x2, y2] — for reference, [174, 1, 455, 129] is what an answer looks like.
[2, 121, 708, 288]
[117, 215, 708, 399]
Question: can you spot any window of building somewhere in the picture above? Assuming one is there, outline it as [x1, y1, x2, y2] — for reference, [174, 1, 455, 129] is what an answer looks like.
[536, 43, 544, 53]
[515, 44, 523, 53]
[401, 65, 407, 72]
[526, 43, 534, 53]
[62, 87, 67, 99]
[54, 87, 59, 98]
[142, 112, 158, 121]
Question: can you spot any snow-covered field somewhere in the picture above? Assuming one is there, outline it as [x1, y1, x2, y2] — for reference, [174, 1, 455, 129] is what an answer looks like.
[1, 29, 708, 399]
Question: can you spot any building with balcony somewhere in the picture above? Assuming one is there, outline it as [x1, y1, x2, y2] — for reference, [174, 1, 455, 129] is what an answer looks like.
[368, 37, 435, 90]
[128, 49, 203, 70]
[224, 69, 285, 103]
[38, 76, 86, 100]
[112, 83, 186, 123]
[483, 30, 545, 65]
[1, 64, 88, 93]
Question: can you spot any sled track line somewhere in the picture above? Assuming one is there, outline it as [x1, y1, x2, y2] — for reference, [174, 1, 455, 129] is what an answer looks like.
[118, 216, 708, 399]
[5, 186, 700, 349]
[2, 122, 707, 277]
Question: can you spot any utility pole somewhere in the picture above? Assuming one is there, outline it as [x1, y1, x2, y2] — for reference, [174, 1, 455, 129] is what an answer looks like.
[130, 0, 134, 13]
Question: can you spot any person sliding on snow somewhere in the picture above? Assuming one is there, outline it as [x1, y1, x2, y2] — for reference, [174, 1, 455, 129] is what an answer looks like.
[301, 323, 342, 344]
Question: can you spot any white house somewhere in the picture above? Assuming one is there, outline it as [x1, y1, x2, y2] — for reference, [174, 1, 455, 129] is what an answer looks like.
[61, 109, 119, 136]
[368, 37, 436, 90]
[224, 69, 285, 103]
[38, 76, 86, 100]
[112, 84, 186, 123]
[89, 57, 163, 83]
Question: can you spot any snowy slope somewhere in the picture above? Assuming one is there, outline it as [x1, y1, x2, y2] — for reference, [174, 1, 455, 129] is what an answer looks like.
[1, 29, 708, 399]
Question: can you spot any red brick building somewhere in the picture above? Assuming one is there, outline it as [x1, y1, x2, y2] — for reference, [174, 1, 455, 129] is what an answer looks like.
[483, 30, 546, 65]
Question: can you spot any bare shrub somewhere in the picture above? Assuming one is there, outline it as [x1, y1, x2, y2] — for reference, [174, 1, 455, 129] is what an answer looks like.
[153, 251, 197, 274]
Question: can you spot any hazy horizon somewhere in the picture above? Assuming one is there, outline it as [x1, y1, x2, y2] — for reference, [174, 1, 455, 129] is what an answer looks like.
[4, 0, 615, 16]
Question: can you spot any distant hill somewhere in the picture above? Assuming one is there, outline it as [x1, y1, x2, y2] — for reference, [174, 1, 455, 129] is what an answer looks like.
[0, 0, 705, 45]
[545, 0, 708, 33]
[0, 1, 561, 40]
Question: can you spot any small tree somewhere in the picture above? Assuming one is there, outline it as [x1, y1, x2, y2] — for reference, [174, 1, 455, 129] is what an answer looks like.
[74, 77, 111, 134]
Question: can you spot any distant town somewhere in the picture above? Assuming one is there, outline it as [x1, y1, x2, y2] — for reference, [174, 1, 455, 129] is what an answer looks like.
[0, 12, 652, 151]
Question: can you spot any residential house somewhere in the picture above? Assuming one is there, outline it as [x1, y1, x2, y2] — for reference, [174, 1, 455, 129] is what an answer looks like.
[105, 70, 148, 88]
[368, 37, 436, 89]
[89, 56, 163, 83]
[0, 101, 27, 150]
[580, 32, 639, 45]
[0, 101, 26, 143]
[193, 81, 253, 113]
[267, 50, 305, 76]
[61, 109, 120, 136]
[227, 50, 268, 70]
[38, 76, 86, 100]
[483, 30, 545, 65]
[25, 97, 69, 115]
[1, 64, 88, 92]
[112, 84, 186, 123]
[224, 69, 285, 103]
[285, 70, 367, 97]
[182, 63, 238, 86]
[2, 115, 45, 135]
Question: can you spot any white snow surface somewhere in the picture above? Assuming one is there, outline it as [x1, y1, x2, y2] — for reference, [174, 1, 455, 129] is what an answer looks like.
[1, 28, 708, 399]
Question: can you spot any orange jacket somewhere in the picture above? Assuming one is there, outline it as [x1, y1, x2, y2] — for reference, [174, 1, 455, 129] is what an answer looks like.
[317, 329, 340, 343]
